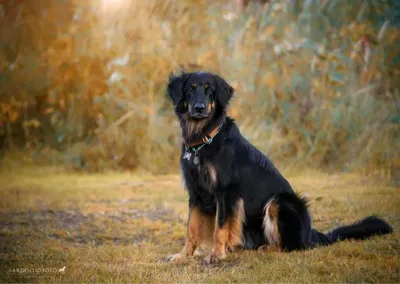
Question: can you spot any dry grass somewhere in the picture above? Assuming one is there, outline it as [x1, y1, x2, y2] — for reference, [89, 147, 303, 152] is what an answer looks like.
[0, 166, 399, 283]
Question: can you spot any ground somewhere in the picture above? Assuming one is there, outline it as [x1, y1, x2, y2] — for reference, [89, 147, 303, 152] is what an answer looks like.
[0, 166, 399, 283]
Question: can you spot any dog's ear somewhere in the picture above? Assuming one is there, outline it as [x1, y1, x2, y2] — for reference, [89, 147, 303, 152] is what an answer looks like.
[168, 73, 187, 107]
[213, 74, 234, 107]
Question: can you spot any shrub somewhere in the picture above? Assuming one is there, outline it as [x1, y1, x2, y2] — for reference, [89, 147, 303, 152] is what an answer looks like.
[0, 0, 399, 177]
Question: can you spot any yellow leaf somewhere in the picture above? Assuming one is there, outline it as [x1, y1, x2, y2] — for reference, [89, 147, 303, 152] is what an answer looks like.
[264, 72, 278, 88]
[229, 107, 239, 118]
[263, 26, 276, 37]
[59, 99, 65, 110]
[230, 81, 239, 89]
[8, 109, 19, 122]
[45, 108, 55, 114]
[197, 51, 215, 66]
[23, 119, 41, 128]
[30, 119, 41, 128]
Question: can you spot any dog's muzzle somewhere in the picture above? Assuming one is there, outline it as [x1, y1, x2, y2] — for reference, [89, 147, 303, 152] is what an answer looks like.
[190, 103, 209, 119]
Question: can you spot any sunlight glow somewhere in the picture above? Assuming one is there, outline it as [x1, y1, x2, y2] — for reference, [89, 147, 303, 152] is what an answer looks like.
[101, 0, 125, 11]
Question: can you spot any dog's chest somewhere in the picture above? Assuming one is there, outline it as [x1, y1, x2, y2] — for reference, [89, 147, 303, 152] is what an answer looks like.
[182, 154, 218, 192]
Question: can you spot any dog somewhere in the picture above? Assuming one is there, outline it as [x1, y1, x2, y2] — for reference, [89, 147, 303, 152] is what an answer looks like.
[166, 71, 393, 264]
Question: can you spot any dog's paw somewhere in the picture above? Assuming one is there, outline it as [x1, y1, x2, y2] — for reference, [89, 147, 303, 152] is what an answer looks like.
[202, 252, 226, 265]
[227, 246, 235, 253]
[166, 253, 184, 262]
[257, 244, 268, 252]
[257, 244, 282, 253]
[193, 249, 204, 257]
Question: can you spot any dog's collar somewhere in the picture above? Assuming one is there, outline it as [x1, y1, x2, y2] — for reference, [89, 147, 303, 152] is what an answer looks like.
[184, 124, 223, 151]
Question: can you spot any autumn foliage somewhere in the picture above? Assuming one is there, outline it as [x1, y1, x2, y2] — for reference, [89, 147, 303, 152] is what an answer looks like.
[0, 0, 399, 176]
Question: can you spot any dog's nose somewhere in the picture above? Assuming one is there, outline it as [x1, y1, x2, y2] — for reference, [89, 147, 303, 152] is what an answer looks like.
[194, 103, 206, 113]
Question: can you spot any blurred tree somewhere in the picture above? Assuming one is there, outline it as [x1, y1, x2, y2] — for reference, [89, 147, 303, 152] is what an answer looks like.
[0, 0, 398, 176]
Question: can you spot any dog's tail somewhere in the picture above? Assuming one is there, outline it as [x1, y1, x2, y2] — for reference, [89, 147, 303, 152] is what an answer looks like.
[267, 192, 393, 251]
[323, 215, 393, 243]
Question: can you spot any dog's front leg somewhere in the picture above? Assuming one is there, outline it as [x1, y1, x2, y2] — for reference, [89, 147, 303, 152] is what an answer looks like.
[203, 197, 244, 264]
[167, 206, 214, 262]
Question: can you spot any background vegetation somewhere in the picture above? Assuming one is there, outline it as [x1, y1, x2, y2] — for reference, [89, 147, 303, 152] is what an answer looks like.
[0, 0, 399, 178]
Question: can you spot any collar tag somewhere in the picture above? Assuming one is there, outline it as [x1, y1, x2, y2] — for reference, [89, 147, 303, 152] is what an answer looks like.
[183, 151, 192, 161]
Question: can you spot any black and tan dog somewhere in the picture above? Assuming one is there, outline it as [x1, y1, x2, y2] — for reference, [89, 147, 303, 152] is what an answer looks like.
[166, 71, 392, 264]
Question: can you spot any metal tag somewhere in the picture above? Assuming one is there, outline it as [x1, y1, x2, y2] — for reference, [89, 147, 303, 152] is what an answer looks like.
[193, 155, 199, 165]
[183, 151, 192, 161]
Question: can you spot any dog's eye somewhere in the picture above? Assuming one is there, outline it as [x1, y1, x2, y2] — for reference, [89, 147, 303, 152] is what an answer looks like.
[185, 85, 194, 93]
[204, 84, 210, 90]
[191, 84, 197, 90]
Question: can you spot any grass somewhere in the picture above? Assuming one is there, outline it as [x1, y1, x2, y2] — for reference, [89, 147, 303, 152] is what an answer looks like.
[0, 166, 399, 283]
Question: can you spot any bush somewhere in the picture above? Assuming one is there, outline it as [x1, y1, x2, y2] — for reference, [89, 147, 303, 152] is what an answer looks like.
[0, 0, 399, 176]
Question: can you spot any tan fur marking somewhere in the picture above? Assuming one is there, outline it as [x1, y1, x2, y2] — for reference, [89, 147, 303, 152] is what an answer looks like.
[205, 163, 217, 188]
[168, 207, 215, 261]
[182, 114, 209, 138]
[212, 199, 245, 258]
[257, 244, 282, 252]
[227, 198, 245, 248]
[263, 200, 281, 249]
[187, 207, 215, 251]
[199, 210, 216, 247]
[213, 222, 230, 258]
[268, 201, 279, 219]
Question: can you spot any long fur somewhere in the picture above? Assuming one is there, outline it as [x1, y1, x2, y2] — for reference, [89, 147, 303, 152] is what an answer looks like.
[167, 71, 393, 261]
[270, 192, 393, 251]
[326, 216, 393, 243]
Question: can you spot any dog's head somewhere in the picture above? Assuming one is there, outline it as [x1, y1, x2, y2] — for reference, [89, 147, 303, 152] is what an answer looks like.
[167, 71, 234, 121]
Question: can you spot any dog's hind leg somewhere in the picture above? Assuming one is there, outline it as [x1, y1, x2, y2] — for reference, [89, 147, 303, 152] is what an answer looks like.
[261, 192, 312, 252]
[167, 207, 214, 262]
[261, 199, 283, 252]
[257, 244, 282, 252]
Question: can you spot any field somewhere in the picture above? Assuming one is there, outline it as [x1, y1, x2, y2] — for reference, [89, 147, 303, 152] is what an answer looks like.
[0, 166, 399, 283]
[1, 1, 399, 282]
